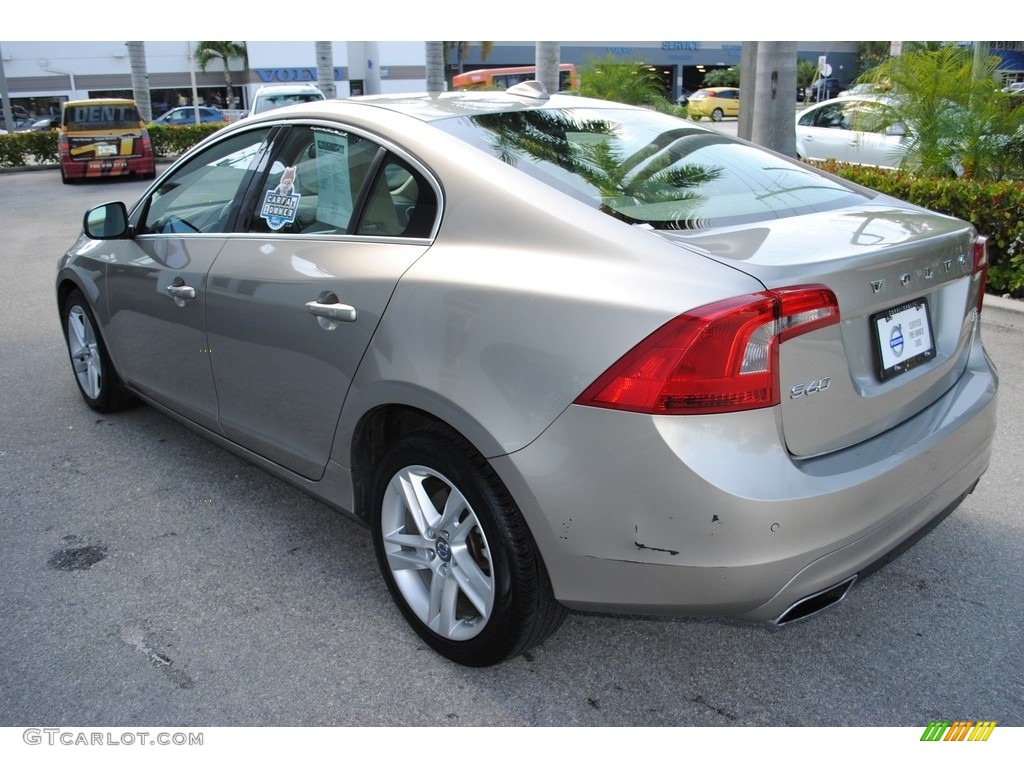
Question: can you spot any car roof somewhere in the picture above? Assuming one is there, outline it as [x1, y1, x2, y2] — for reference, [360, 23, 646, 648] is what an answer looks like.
[338, 89, 646, 122]
[797, 93, 895, 115]
[231, 89, 649, 131]
[64, 98, 137, 107]
[254, 83, 324, 94]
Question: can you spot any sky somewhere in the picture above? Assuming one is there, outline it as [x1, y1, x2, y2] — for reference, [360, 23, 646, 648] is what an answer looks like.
[2, 3, 1012, 44]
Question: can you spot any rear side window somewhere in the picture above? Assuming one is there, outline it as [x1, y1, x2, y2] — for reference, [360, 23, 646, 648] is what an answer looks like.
[63, 103, 142, 131]
[246, 125, 437, 237]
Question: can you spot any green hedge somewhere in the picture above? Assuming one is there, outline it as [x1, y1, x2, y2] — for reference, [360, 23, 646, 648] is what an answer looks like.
[807, 161, 1024, 298]
[0, 130, 60, 166]
[146, 123, 224, 158]
[0, 123, 225, 168]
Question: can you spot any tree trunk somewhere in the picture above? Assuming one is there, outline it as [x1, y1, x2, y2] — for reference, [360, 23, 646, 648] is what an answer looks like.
[425, 42, 446, 92]
[738, 43, 757, 141]
[535, 41, 561, 95]
[750, 41, 798, 158]
[315, 41, 336, 99]
[127, 41, 152, 122]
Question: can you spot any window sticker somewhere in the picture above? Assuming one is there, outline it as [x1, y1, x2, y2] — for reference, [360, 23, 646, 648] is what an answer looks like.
[260, 166, 301, 230]
[313, 132, 353, 229]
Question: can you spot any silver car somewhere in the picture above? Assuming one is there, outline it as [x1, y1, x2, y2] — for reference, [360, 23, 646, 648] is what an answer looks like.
[57, 84, 998, 666]
[796, 95, 909, 168]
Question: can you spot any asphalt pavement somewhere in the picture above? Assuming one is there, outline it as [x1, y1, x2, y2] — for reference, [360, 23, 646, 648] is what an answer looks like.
[0, 168, 1021, 738]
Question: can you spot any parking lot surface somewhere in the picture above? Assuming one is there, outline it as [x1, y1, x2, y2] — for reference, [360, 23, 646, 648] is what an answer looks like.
[1, 168, 1022, 730]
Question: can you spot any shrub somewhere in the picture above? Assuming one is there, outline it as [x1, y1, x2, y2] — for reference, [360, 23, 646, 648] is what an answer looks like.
[807, 160, 1024, 297]
[579, 55, 666, 106]
[0, 130, 60, 167]
[147, 123, 224, 157]
[0, 123, 226, 168]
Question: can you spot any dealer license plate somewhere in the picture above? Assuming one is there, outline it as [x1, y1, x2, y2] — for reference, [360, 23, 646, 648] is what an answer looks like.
[872, 298, 936, 381]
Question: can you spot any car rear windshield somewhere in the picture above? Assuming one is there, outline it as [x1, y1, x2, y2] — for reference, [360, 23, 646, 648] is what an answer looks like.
[254, 94, 325, 112]
[434, 106, 871, 230]
[64, 103, 142, 131]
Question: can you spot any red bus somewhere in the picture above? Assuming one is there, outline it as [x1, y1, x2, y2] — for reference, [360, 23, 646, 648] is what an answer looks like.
[451, 64, 579, 92]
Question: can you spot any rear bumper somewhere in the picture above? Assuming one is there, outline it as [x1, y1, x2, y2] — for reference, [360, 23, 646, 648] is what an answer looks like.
[493, 339, 997, 621]
[61, 155, 154, 179]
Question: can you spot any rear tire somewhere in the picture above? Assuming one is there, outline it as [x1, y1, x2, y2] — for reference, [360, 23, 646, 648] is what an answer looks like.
[61, 289, 134, 412]
[371, 428, 566, 666]
[711, 108, 724, 122]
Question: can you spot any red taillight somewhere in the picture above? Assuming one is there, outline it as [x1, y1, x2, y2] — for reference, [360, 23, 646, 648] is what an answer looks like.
[575, 285, 839, 415]
[972, 235, 989, 314]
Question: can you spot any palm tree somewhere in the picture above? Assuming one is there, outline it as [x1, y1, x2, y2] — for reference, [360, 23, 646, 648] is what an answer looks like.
[444, 42, 494, 75]
[863, 44, 1024, 179]
[535, 42, 560, 95]
[314, 42, 335, 99]
[425, 41, 446, 92]
[195, 41, 247, 109]
[797, 59, 817, 102]
[425, 42, 493, 91]
[126, 41, 151, 122]
[749, 42, 798, 158]
[579, 55, 664, 106]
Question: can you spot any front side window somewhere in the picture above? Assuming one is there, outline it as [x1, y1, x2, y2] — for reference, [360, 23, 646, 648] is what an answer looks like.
[801, 103, 851, 129]
[138, 128, 273, 235]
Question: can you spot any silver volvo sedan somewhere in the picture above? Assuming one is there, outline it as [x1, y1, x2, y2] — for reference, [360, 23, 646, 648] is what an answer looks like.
[56, 84, 998, 666]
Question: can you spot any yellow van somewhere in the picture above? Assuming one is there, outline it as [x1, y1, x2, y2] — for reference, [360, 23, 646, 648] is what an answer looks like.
[58, 98, 156, 184]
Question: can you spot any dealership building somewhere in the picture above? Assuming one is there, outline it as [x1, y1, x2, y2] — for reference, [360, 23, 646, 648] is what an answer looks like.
[1, 40, 1021, 123]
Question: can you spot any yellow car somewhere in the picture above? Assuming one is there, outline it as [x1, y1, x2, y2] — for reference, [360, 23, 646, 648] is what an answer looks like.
[687, 88, 740, 122]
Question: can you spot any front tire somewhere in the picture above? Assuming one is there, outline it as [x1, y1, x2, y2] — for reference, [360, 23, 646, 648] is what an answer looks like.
[61, 289, 134, 412]
[711, 108, 724, 122]
[371, 428, 565, 666]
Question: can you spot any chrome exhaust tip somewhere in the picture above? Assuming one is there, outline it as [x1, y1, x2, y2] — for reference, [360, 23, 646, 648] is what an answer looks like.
[773, 575, 857, 625]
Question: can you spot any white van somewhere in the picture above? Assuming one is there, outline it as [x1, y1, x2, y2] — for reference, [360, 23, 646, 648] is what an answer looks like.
[249, 84, 327, 115]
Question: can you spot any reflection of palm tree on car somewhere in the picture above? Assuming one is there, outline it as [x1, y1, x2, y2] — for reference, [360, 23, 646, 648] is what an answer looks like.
[473, 111, 722, 226]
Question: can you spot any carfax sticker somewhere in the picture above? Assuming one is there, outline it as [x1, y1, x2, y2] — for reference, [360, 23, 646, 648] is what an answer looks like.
[260, 166, 300, 230]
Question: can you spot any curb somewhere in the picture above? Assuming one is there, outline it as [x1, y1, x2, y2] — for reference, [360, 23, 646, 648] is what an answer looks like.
[984, 294, 1024, 314]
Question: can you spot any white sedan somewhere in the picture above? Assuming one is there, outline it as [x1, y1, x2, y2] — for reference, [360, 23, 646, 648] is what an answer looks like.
[796, 96, 908, 169]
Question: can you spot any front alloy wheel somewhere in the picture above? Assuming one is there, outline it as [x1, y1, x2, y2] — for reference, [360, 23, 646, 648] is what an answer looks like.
[61, 289, 133, 412]
[371, 429, 565, 666]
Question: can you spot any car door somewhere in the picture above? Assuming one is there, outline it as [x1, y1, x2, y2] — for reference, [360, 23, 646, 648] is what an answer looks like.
[103, 127, 275, 430]
[845, 103, 907, 168]
[796, 102, 857, 163]
[204, 124, 439, 480]
[721, 89, 740, 117]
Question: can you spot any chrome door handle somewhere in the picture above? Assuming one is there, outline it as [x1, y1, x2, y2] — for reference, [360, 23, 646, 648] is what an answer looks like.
[166, 284, 196, 300]
[305, 300, 357, 322]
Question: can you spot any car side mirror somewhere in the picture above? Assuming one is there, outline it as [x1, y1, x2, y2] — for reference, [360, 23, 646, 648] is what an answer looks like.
[886, 123, 906, 137]
[84, 202, 130, 239]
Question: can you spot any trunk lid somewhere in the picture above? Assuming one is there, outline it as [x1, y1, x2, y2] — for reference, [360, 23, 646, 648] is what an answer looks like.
[663, 198, 983, 457]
